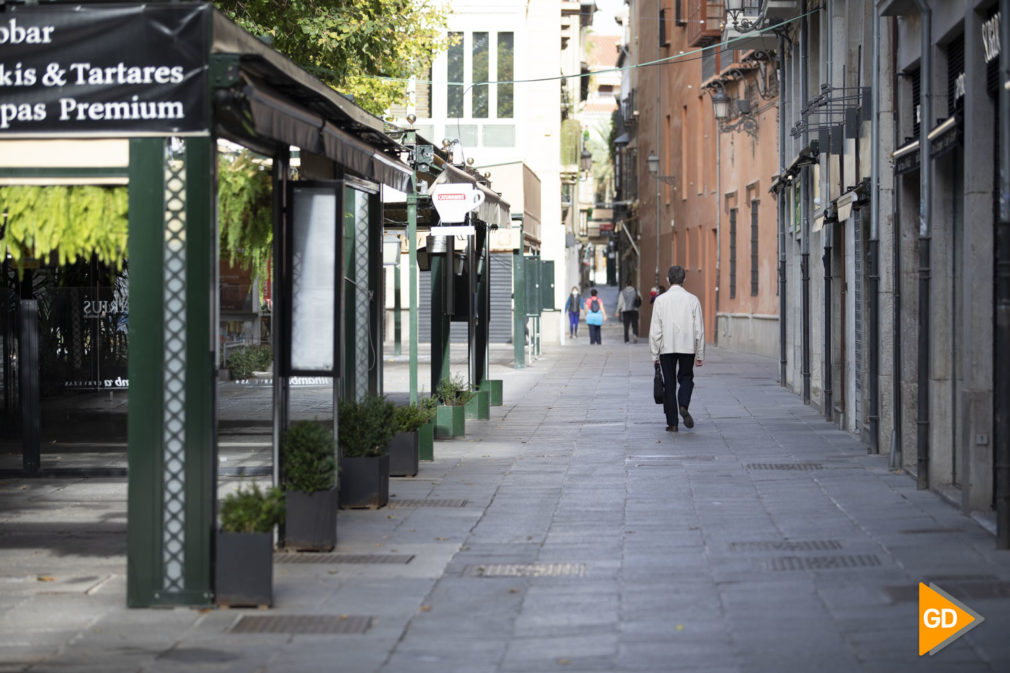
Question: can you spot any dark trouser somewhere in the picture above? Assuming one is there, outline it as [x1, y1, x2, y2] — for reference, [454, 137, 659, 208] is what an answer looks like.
[588, 324, 602, 344]
[659, 353, 695, 427]
[622, 310, 639, 341]
[568, 311, 579, 335]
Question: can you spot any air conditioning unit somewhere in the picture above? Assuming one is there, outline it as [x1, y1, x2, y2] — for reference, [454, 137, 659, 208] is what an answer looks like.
[762, 0, 801, 21]
[723, 13, 778, 51]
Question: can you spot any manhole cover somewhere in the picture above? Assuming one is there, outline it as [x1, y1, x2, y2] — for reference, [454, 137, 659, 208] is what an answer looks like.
[745, 463, 824, 471]
[230, 615, 372, 634]
[732, 540, 843, 552]
[274, 554, 413, 565]
[765, 554, 881, 570]
[387, 498, 468, 508]
[467, 563, 587, 577]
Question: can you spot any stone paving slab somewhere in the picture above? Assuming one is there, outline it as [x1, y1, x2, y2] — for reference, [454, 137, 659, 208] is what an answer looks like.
[1, 317, 1009, 672]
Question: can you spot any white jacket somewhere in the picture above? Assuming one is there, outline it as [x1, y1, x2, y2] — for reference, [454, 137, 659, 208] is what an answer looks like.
[648, 285, 705, 361]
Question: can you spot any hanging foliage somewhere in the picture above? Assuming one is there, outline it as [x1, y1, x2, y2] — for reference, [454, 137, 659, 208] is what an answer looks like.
[217, 151, 273, 292]
[0, 185, 129, 270]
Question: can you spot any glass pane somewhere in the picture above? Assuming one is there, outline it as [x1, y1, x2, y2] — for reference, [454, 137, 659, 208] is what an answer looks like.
[483, 124, 516, 147]
[447, 32, 464, 118]
[497, 32, 514, 119]
[290, 185, 336, 372]
[473, 32, 489, 119]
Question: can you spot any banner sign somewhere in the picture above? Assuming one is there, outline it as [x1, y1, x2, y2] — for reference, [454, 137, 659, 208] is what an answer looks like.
[0, 2, 210, 137]
[429, 183, 485, 224]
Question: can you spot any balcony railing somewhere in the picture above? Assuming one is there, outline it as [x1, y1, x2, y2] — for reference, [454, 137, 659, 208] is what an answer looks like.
[686, 1, 725, 48]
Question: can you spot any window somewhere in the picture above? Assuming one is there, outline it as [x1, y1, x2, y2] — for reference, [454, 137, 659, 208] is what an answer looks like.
[680, 105, 688, 199]
[675, 0, 687, 26]
[660, 8, 669, 47]
[472, 32, 489, 118]
[447, 32, 464, 118]
[750, 200, 759, 296]
[729, 208, 737, 300]
[416, 65, 432, 118]
[497, 32, 514, 118]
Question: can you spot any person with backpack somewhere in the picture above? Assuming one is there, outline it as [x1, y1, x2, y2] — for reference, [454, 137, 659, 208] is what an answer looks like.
[616, 280, 642, 343]
[583, 287, 607, 344]
[564, 285, 582, 339]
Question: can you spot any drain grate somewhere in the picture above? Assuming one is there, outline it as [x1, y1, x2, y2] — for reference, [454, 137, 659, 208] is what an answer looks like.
[467, 563, 587, 577]
[732, 540, 843, 552]
[275, 554, 413, 565]
[230, 615, 372, 635]
[884, 580, 1010, 604]
[387, 498, 468, 509]
[745, 463, 824, 471]
[765, 554, 881, 571]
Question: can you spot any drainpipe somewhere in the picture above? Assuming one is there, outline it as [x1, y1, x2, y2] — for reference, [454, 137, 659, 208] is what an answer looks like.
[779, 33, 788, 387]
[996, 0, 1010, 548]
[715, 119, 721, 346]
[868, 3, 882, 454]
[913, 0, 931, 490]
[801, 0, 812, 406]
[890, 15, 903, 471]
[822, 0, 833, 425]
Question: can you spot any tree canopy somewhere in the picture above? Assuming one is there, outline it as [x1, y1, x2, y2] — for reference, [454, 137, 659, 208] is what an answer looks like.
[215, 0, 450, 116]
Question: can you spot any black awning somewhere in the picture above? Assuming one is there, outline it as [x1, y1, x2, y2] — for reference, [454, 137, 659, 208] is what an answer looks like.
[927, 113, 963, 160]
[892, 139, 920, 175]
[244, 81, 411, 192]
[246, 83, 324, 155]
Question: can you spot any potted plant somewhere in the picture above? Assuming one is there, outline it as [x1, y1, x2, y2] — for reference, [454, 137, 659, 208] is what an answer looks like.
[390, 401, 437, 477]
[281, 420, 337, 551]
[216, 483, 284, 608]
[338, 394, 396, 509]
[435, 374, 473, 439]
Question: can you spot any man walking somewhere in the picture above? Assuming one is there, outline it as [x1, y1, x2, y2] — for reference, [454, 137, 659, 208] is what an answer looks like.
[649, 266, 705, 432]
[616, 280, 641, 343]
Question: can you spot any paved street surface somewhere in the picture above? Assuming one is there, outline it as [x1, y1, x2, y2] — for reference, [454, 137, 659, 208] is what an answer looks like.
[2, 306, 1009, 672]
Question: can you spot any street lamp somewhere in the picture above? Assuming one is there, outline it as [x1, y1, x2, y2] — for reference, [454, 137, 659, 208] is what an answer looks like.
[580, 149, 593, 174]
[646, 151, 677, 186]
[711, 88, 731, 121]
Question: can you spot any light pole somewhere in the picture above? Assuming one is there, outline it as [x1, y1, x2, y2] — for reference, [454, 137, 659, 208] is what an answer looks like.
[646, 151, 675, 288]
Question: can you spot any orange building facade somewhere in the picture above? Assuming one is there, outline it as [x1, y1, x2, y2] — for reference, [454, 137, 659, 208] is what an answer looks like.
[622, 1, 779, 357]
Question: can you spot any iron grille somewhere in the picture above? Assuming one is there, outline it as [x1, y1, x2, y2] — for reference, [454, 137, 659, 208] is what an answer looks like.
[910, 67, 921, 138]
[750, 200, 759, 296]
[230, 615, 373, 635]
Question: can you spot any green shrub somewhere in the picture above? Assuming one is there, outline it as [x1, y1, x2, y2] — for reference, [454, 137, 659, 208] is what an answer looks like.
[338, 394, 396, 457]
[220, 483, 285, 533]
[435, 373, 474, 406]
[393, 400, 437, 433]
[226, 344, 273, 380]
[281, 421, 336, 493]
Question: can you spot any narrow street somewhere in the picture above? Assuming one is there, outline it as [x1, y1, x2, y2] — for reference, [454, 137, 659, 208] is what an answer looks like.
[1, 319, 1007, 672]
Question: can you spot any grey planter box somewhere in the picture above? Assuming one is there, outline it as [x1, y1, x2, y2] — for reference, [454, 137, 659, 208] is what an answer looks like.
[339, 454, 390, 509]
[216, 531, 272, 608]
[283, 488, 337, 551]
[389, 431, 419, 477]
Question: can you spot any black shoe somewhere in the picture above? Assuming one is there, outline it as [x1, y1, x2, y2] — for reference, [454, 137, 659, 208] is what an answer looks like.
[666, 425, 678, 432]
[680, 406, 694, 429]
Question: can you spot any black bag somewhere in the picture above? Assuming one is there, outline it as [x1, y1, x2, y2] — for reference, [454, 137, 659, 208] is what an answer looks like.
[653, 362, 664, 404]
[633, 294, 642, 308]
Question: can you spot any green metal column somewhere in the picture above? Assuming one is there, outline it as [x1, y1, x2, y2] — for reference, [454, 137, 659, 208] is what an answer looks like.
[474, 228, 489, 386]
[513, 247, 525, 369]
[368, 192, 382, 396]
[407, 174, 419, 404]
[127, 136, 215, 607]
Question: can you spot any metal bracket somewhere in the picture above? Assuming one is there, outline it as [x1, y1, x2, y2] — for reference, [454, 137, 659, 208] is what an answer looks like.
[210, 54, 241, 89]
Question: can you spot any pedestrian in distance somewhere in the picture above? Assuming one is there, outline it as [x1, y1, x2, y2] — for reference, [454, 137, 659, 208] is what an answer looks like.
[649, 266, 705, 432]
[584, 287, 606, 344]
[564, 285, 582, 339]
[616, 280, 642, 343]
